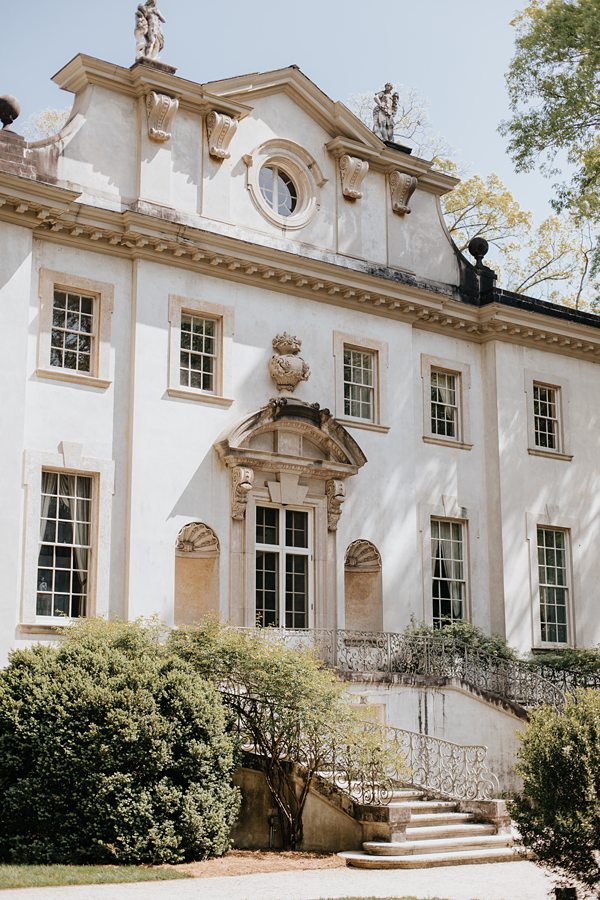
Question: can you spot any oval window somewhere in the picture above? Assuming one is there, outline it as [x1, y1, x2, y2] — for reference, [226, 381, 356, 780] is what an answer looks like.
[258, 165, 298, 217]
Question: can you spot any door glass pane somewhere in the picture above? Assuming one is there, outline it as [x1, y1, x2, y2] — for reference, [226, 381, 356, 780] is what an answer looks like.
[285, 554, 307, 629]
[256, 506, 279, 545]
[255, 550, 278, 627]
[285, 510, 308, 548]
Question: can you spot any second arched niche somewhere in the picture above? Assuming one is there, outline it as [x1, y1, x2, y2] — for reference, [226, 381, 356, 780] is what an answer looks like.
[344, 540, 383, 632]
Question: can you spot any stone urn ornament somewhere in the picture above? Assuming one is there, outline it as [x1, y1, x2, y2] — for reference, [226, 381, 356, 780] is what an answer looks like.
[269, 332, 310, 394]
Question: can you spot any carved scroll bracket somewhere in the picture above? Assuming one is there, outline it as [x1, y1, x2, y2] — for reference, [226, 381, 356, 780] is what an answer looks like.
[389, 171, 417, 216]
[146, 91, 179, 143]
[206, 110, 238, 160]
[339, 154, 369, 200]
[232, 466, 254, 520]
[326, 479, 346, 531]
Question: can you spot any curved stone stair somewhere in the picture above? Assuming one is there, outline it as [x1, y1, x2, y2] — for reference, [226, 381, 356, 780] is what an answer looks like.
[340, 792, 527, 869]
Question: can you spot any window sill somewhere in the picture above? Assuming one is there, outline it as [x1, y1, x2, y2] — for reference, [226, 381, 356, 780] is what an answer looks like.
[336, 418, 390, 434]
[17, 622, 73, 635]
[167, 387, 234, 407]
[423, 435, 473, 451]
[531, 642, 572, 651]
[36, 368, 111, 390]
[528, 448, 573, 462]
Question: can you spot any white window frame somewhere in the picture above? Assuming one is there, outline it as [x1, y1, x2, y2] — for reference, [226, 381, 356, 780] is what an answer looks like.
[167, 294, 234, 406]
[20, 444, 115, 633]
[333, 331, 389, 432]
[526, 510, 577, 649]
[524, 370, 572, 461]
[421, 354, 472, 450]
[430, 517, 468, 628]
[254, 503, 313, 630]
[37, 269, 114, 389]
[419, 496, 475, 627]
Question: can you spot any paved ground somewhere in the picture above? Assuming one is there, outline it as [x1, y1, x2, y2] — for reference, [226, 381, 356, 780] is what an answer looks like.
[0, 860, 557, 900]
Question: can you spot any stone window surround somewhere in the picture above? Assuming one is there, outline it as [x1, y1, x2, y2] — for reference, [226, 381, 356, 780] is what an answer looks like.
[421, 354, 473, 450]
[167, 294, 234, 406]
[19, 443, 115, 635]
[524, 369, 572, 461]
[36, 268, 114, 389]
[526, 509, 578, 649]
[243, 138, 326, 231]
[333, 331, 389, 433]
[418, 496, 476, 627]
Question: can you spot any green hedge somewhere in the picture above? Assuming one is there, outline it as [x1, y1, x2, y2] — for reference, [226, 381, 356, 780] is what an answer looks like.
[0, 620, 240, 865]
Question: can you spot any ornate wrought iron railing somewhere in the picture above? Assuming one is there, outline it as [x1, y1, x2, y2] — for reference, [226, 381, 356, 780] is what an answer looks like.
[248, 628, 566, 709]
[223, 689, 499, 804]
[530, 664, 600, 694]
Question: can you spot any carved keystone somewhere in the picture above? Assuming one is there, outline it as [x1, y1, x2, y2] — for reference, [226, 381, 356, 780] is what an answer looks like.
[339, 154, 369, 200]
[389, 171, 417, 216]
[146, 91, 179, 143]
[206, 110, 238, 160]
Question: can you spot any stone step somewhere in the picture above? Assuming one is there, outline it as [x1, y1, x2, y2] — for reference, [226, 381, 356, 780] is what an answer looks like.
[395, 800, 459, 814]
[340, 845, 526, 869]
[407, 811, 475, 827]
[405, 822, 496, 840]
[363, 833, 512, 856]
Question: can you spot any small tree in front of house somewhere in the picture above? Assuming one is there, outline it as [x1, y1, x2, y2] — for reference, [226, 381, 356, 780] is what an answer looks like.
[0, 619, 240, 865]
[509, 689, 600, 897]
[170, 621, 406, 850]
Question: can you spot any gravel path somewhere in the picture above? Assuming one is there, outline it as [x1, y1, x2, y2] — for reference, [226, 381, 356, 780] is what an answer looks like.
[0, 860, 557, 900]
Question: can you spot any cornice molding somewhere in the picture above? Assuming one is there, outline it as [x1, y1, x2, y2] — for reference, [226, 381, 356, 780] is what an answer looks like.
[52, 54, 251, 120]
[2, 176, 600, 365]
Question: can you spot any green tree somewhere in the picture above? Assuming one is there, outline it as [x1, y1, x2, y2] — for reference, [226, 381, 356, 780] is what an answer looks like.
[170, 622, 405, 850]
[509, 690, 600, 896]
[500, 0, 600, 255]
[0, 619, 240, 865]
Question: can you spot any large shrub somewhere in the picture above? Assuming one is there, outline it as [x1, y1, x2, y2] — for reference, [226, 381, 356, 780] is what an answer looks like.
[403, 620, 518, 661]
[509, 689, 600, 896]
[0, 620, 240, 865]
[527, 646, 600, 677]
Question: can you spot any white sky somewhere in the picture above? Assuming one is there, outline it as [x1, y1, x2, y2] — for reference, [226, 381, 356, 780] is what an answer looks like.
[2, 0, 555, 225]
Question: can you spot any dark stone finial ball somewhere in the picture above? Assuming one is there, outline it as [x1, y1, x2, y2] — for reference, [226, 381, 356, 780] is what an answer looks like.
[468, 237, 489, 263]
[0, 95, 21, 128]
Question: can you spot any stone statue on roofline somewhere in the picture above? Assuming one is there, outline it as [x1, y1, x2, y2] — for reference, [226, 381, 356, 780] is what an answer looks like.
[373, 83, 399, 142]
[135, 0, 166, 61]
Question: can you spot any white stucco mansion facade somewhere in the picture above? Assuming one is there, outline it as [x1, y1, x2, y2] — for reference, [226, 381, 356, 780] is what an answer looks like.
[2, 51, 600, 669]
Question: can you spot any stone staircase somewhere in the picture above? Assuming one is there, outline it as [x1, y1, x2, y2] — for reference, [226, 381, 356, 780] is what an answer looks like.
[340, 789, 527, 869]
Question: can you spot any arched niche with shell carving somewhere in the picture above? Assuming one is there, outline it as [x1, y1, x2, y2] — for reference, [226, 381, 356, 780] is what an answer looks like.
[344, 539, 383, 632]
[174, 522, 220, 625]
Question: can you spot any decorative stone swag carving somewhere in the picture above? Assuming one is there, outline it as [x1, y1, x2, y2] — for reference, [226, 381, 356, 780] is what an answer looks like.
[389, 171, 417, 216]
[269, 333, 310, 394]
[339, 154, 369, 200]
[231, 466, 255, 520]
[206, 110, 238, 160]
[175, 522, 219, 557]
[326, 479, 345, 531]
[146, 91, 179, 142]
[345, 539, 382, 571]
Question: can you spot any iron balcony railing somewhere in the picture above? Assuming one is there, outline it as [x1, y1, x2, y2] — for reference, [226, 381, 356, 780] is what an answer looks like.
[248, 628, 566, 709]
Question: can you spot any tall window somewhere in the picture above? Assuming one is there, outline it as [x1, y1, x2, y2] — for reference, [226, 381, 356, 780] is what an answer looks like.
[50, 289, 95, 374]
[431, 519, 466, 627]
[537, 527, 569, 644]
[343, 348, 375, 421]
[179, 313, 217, 392]
[533, 383, 560, 451]
[255, 506, 311, 629]
[431, 369, 459, 439]
[36, 471, 92, 618]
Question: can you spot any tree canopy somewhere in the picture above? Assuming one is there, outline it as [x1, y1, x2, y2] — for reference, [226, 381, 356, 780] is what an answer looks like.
[500, 0, 600, 250]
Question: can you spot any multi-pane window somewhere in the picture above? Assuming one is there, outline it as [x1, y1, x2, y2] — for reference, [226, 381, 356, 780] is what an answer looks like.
[343, 348, 375, 421]
[255, 506, 310, 629]
[179, 314, 217, 392]
[258, 165, 298, 217]
[50, 289, 94, 373]
[431, 519, 466, 627]
[431, 369, 459, 439]
[36, 471, 92, 619]
[533, 383, 560, 451]
[537, 527, 569, 644]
